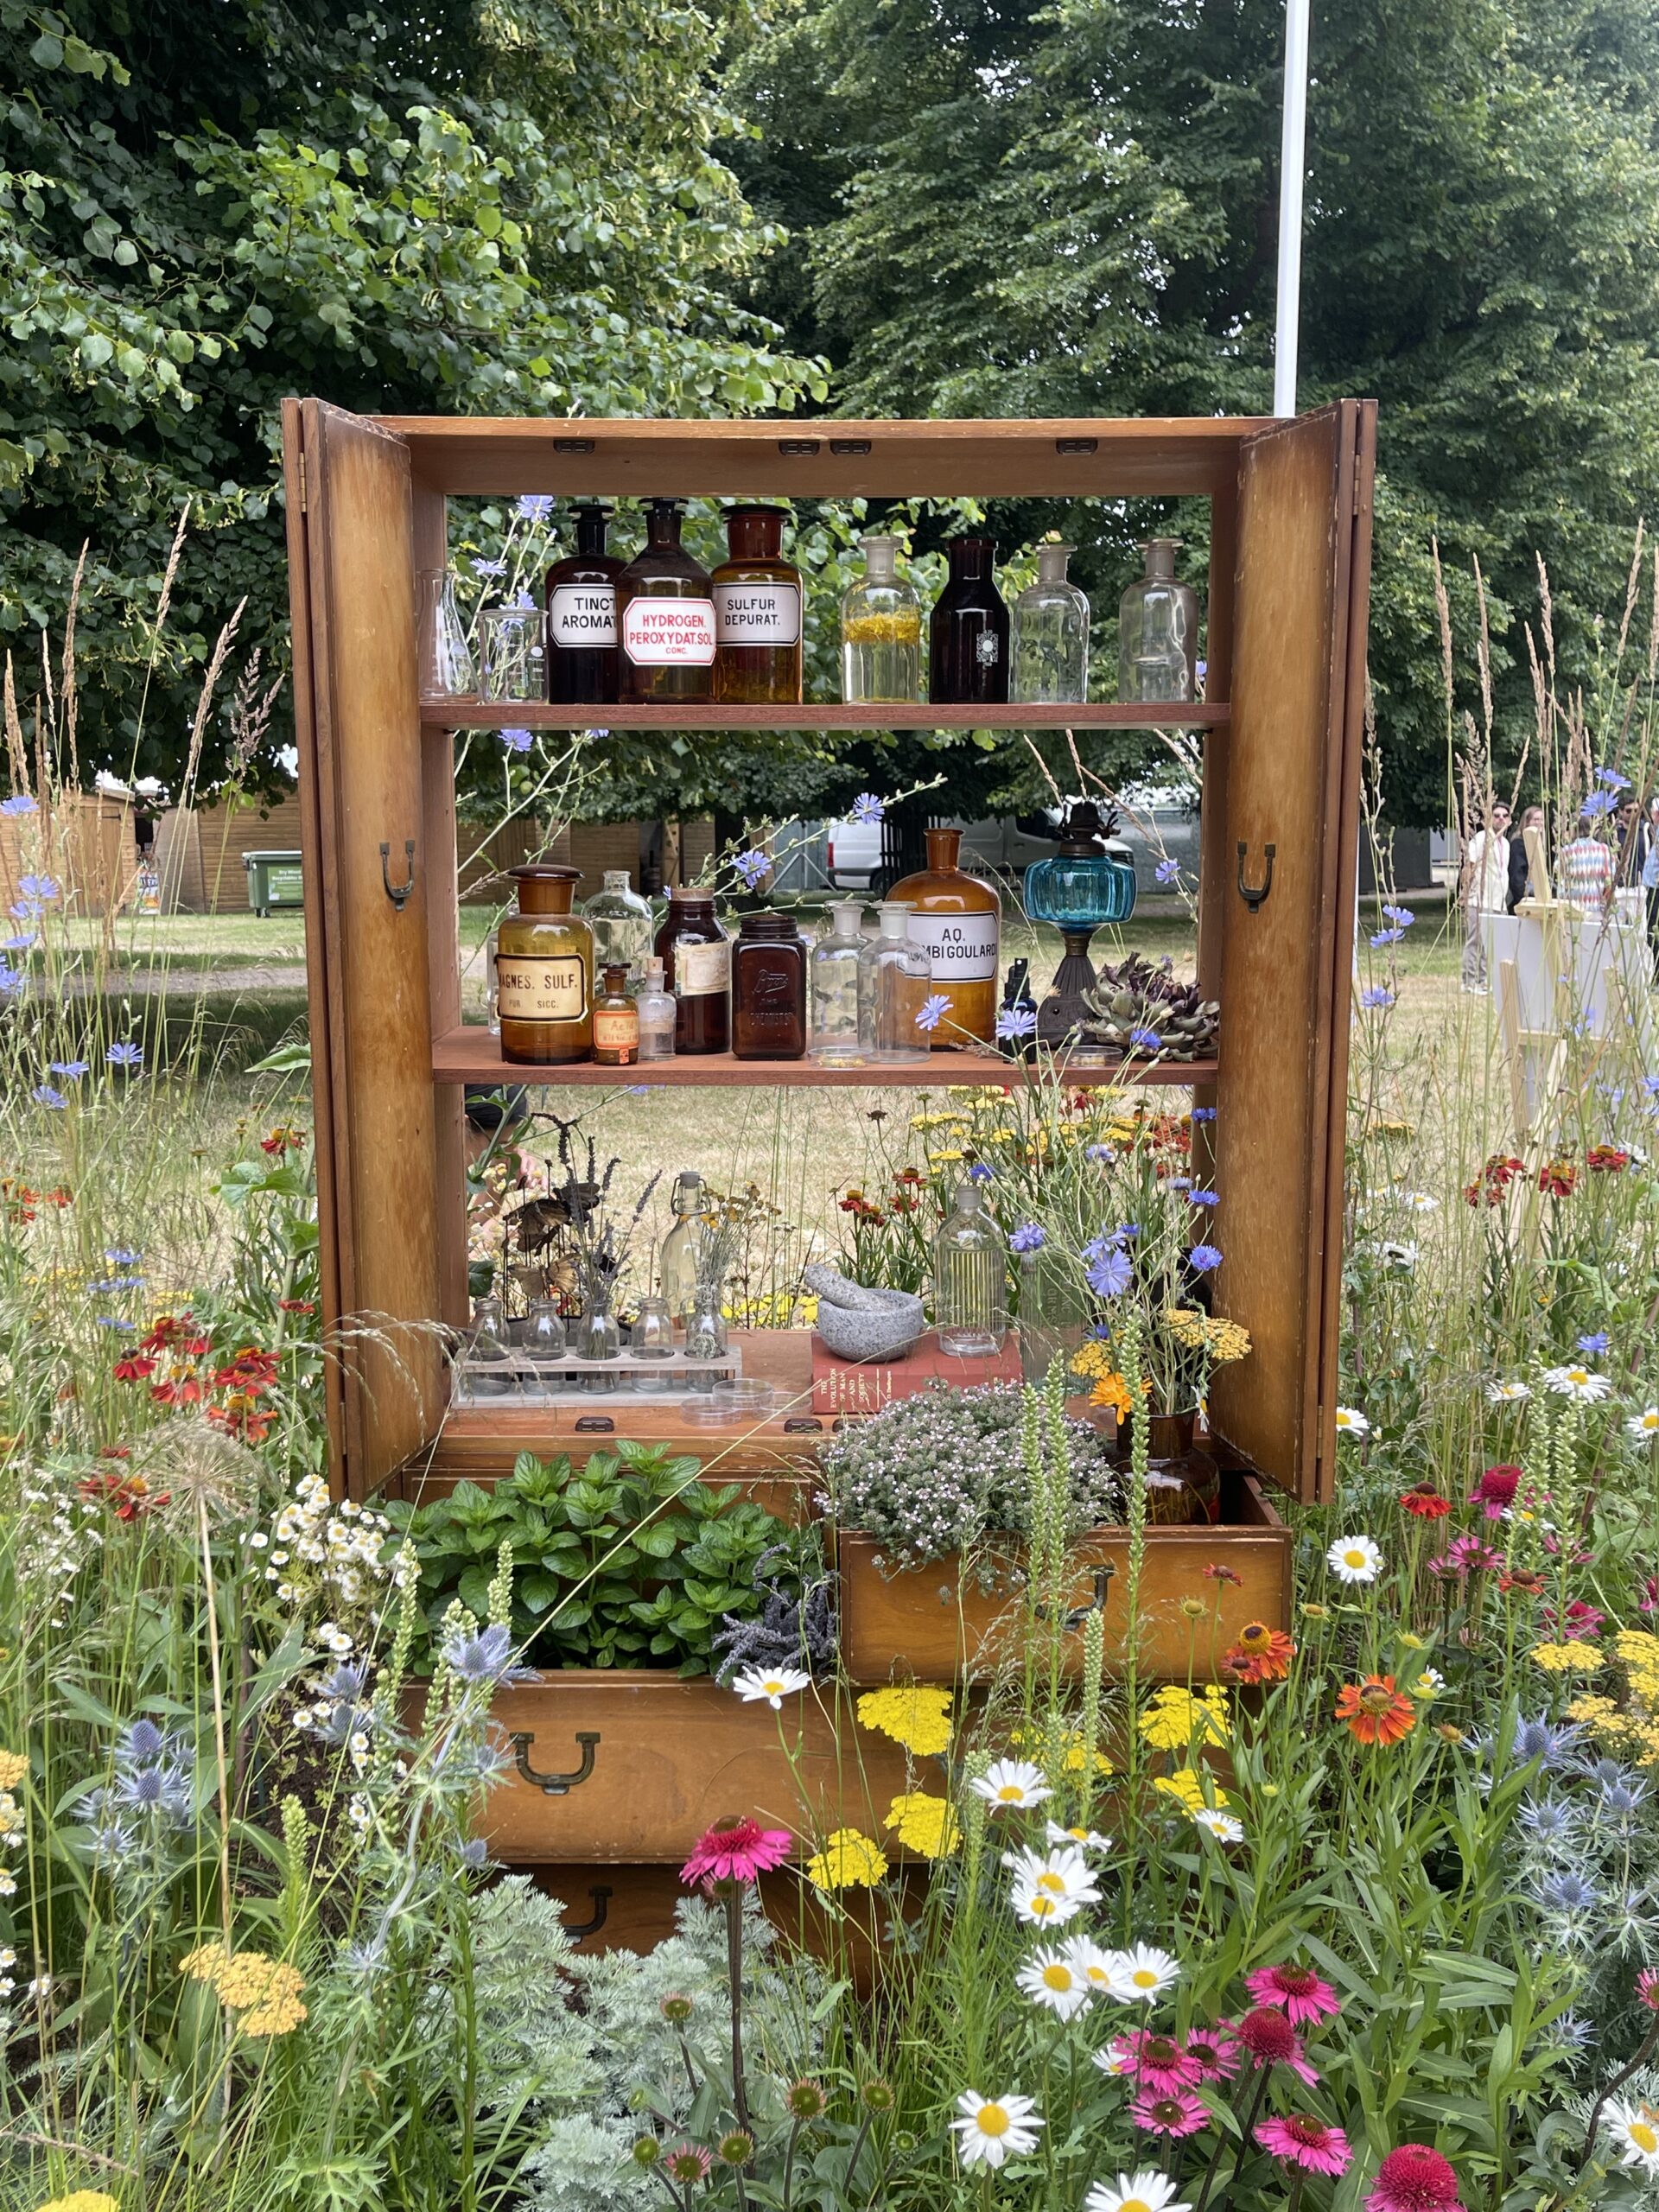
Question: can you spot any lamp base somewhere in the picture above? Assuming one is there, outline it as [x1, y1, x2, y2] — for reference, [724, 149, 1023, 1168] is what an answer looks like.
[1036, 928, 1100, 1048]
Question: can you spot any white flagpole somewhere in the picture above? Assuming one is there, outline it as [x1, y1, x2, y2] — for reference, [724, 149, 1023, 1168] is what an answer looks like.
[1273, 0, 1312, 418]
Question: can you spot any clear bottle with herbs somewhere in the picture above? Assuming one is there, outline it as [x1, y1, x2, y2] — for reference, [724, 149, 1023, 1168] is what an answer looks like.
[653, 887, 729, 1054]
[930, 536, 1010, 706]
[731, 912, 808, 1059]
[714, 506, 803, 703]
[840, 535, 924, 704]
[496, 864, 594, 1065]
[888, 827, 1001, 1048]
[618, 499, 717, 702]
[544, 502, 624, 703]
[582, 868, 654, 987]
[592, 964, 640, 1066]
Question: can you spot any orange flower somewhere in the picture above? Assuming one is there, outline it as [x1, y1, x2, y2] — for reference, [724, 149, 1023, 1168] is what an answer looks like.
[1090, 1371, 1134, 1420]
[1223, 1623, 1296, 1683]
[1333, 1674, 1415, 1746]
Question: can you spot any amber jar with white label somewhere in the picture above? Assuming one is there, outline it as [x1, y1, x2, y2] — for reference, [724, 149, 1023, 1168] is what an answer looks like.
[497, 865, 594, 1065]
[653, 887, 729, 1055]
[888, 826, 1001, 1048]
[618, 499, 716, 703]
[714, 506, 803, 703]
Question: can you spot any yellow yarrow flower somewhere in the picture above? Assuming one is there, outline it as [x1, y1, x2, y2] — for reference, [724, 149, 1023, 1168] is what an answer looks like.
[856, 1686, 954, 1757]
[37, 2194, 121, 2212]
[1138, 1685, 1230, 1751]
[883, 1791, 962, 1859]
[1152, 1767, 1217, 1813]
[181, 1946, 308, 2035]
[1531, 1642, 1602, 1675]
[0, 1750, 27, 1790]
[805, 1828, 888, 1891]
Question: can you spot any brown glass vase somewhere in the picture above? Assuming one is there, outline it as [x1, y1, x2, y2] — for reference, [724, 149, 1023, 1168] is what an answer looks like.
[887, 826, 1001, 1048]
[497, 865, 594, 1065]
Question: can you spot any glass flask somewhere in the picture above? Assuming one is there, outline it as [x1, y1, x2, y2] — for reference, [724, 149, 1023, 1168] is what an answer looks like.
[809, 899, 867, 1065]
[417, 569, 475, 701]
[1023, 800, 1137, 1047]
[544, 501, 624, 703]
[930, 536, 1009, 707]
[478, 602, 543, 702]
[660, 1171, 715, 1321]
[1117, 538, 1199, 703]
[467, 1294, 515, 1396]
[653, 887, 729, 1055]
[1013, 540, 1090, 704]
[496, 865, 594, 1065]
[635, 956, 677, 1061]
[526, 1296, 568, 1381]
[732, 912, 808, 1060]
[888, 826, 1001, 1048]
[714, 506, 803, 703]
[840, 535, 923, 704]
[583, 868, 654, 987]
[932, 1181, 1009, 1357]
[857, 900, 931, 1062]
[618, 499, 716, 702]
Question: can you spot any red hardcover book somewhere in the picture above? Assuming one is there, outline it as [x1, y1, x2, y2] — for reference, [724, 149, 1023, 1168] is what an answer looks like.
[810, 1329, 1024, 1416]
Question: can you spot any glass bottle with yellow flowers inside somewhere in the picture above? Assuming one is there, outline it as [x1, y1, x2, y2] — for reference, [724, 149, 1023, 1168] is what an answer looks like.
[840, 535, 923, 704]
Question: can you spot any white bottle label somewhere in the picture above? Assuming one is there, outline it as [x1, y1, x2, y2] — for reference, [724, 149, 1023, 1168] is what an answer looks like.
[674, 938, 730, 996]
[549, 584, 617, 647]
[715, 582, 801, 647]
[908, 912, 1000, 983]
[497, 954, 588, 1022]
[623, 597, 717, 666]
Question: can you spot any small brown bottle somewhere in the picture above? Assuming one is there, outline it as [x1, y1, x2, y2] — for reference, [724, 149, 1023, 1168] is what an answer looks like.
[592, 963, 640, 1066]
[618, 499, 717, 702]
[653, 887, 730, 1055]
[732, 912, 807, 1059]
[714, 506, 803, 703]
[496, 865, 594, 1065]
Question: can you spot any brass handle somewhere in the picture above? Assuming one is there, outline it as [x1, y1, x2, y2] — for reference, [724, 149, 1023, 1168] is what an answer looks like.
[565, 1884, 612, 1940]
[380, 839, 416, 911]
[1034, 1562, 1115, 1630]
[1236, 841, 1275, 913]
[510, 1729, 600, 1796]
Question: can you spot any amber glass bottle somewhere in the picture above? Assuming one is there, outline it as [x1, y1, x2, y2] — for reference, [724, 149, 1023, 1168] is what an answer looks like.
[653, 887, 730, 1054]
[714, 507, 803, 703]
[497, 865, 594, 1065]
[618, 499, 716, 702]
[888, 826, 1001, 1048]
[731, 912, 807, 1059]
[592, 964, 640, 1066]
[544, 503, 624, 703]
[930, 536, 1010, 706]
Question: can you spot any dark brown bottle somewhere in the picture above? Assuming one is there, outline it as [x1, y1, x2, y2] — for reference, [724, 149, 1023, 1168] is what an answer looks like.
[714, 507, 803, 703]
[931, 536, 1010, 706]
[618, 499, 716, 702]
[731, 911, 807, 1059]
[653, 887, 729, 1054]
[544, 503, 624, 703]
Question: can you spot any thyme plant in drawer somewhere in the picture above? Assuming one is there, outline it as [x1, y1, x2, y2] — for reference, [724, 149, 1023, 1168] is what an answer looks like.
[388, 1443, 806, 1675]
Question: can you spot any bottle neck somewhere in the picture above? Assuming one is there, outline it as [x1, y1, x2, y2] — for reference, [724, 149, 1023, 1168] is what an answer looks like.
[925, 827, 963, 873]
[575, 507, 610, 558]
[947, 537, 995, 582]
[861, 538, 899, 584]
[1142, 538, 1179, 581]
[647, 506, 683, 553]
[602, 871, 628, 891]
[1037, 543, 1073, 586]
[727, 507, 785, 561]
[514, 870, 577, 916]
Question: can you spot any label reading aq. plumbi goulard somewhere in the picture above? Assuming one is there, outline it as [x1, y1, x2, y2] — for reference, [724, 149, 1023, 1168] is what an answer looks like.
[907, 911, 999, 983]
[496, 954, 588, 1022]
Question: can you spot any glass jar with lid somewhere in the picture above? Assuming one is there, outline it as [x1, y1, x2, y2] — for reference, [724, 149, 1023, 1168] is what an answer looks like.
[653, 888, 729, 1054]
[1117, 538, 1199, 703]
[714, 506, 803, 703]
[582, 868, 654, 987]
[496, 865, 594, 1065]
[732, 912, 808, 1060]
[1013, 539, 1090, 704]
[809, 900, 867, 1065]
[856, 900, 931, 1062]
[840, 535, 923, 704]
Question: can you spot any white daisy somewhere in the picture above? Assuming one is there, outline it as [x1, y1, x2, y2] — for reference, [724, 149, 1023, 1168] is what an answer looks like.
[971, 1758, 1052, 1811]
[1629, 1407, 1659, 1441]
[1106, 1942, 1182, 2003]
[1333, 1406, 1370, 1437]
[1398, 1190, 1440, 1213]
[1605, 2099, 1659, 2173]
[1191, 1807, 1244, 1844]
[1046, 1820, 1111, 1852]
[1016, 1948, 1092, 2020]
[1002, 1844, 1101, 1904]
[1011, 1883, 1084, 1929]
[1408, 1669, 1445, 1699]
[1326, 1534, 1382, 1584]
[1064, 1934, 1117, 1997]
[1085, 2172, 1192, 2212]
[951, 2091, 1043, 2169]
[1543, 1364, 1612, 1403]
[730, 1665, 811, 1708]
[1488, 1378, 1531, 1404]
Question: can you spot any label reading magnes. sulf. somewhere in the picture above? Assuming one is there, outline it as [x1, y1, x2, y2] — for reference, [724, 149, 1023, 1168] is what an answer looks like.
[497, 954, 588, 1024]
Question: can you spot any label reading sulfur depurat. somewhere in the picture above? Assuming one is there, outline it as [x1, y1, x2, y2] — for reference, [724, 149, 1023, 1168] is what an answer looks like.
[497, 955, 588, 1023]
[549, 584, 618, 646]
[623, 596, 716, 667]
[907, 912, 1000, 983]
[715, 582, 801, 648]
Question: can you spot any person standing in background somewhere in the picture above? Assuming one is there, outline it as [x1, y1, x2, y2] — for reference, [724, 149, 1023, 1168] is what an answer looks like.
[1640, 795, 1659, 981]
[1508, 804, 1546, 911]
[1461, 798, 1511, 992]
[1560, 806, 1618, 915]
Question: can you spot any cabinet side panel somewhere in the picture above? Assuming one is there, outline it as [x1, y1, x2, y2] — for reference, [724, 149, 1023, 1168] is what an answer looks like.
[305, 402, 441, 1492]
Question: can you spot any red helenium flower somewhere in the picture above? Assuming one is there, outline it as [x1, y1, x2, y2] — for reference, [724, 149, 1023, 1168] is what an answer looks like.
[1399, 1484, 1452, 1520]
[1334, 1675, 1416, 1746]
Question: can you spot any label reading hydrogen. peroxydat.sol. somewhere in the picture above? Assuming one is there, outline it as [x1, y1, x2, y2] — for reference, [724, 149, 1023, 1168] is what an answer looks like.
[623, 596, 716, 667]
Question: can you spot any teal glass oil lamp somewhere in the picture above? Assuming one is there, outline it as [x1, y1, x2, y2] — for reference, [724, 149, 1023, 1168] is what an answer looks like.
[1023, 801, 1137, 1048]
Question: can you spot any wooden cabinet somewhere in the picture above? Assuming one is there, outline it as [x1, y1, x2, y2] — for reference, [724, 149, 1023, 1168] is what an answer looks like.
[280, 403, 1376, 1522]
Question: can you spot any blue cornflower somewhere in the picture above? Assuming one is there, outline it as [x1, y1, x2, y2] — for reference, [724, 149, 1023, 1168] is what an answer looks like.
[731, 848, 771, 891]
[1166, 1174, 1192, 1192]
[1360, 986, 1395, 1010]
[1084, 1239, 1133, 1299]
[499, 728, 533, 754]
[32, 1084, 65, 1109]
[105, 1248, 142, 1266]
[106, 1040, 143, 1069]
[1599, 766, 1633, 790]
[49, 1060, 88, 1078]
[1154, 858, 1180, 886]
[18, 874, 59, 902]
[516, 494, 556, 522]
[1084, 1142, 1112, 1161]
[1381, 903, 1415, 926]
[966, 1162, 994, 1183]
[1192, 1105, 1216, 1122]
[1538, 1868, 1599, 1914]
[1189, 1243, 1223, 1273]
[995, 1004, 1037, 1040]
[1010, 1224, 1046, 1254]
[442, 1622, 535, 1688]
[1128, 1026, 1163, 1052]
[1578, 1332, 1611, 1354]
[850, 791, 884, 825]
[915, 994, 951, 1034]
[0, 794, 37, 816]
[1116, 1222, 1141, 1240]
[1370, 926, 1405, 946]
[88, 1277, 144, 1294]
[96, 1317, 137, 1332]
[1190, 1189, 1219, 1208]
[1582, 791, 1618, 818]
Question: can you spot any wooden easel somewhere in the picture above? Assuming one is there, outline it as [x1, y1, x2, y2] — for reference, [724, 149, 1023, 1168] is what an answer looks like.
[1497, 824, 1568, 1150]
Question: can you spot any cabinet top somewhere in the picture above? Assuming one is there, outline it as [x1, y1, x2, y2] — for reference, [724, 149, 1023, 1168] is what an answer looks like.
[363, 411, 1281, 499]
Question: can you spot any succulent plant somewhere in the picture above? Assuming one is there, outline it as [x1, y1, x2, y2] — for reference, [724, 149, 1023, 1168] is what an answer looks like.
[1079, 952, 1220, 1061]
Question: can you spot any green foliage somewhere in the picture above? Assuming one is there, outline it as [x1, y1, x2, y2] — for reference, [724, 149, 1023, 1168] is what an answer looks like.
[390, 1443, 804, 1674]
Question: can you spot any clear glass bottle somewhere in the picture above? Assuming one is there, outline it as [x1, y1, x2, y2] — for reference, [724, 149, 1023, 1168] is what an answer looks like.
[635, 956, 677, 1061]
[526, 1295, 568, 1369]
[931, 537, 1009, 706]
[840, 535, 923, 704]
[660, 1171, 714, 1321]
[592, 963, 640, 1066]
[932, 1181, 1008, 1357]
[545, 502, 624, 703]
[577, 1291, 622, 1389]
[1117, 538, 1199, 703]
[1013, 539, 1090, 703]
[496, 865, 594, 1065]
[618, 499, 716, 702]
[468, 1293, 514, 1396]
[714, 506, 803, 703]
[857, 900, 931, 1062]
[417, 569, 475, 701]
[683, 1289, 729, 1389]
[583, 868, 654, 987]
[888, 826, 1001, 1048]
[809, 899, 867, 1065]
[632, 1294, 677, 1359]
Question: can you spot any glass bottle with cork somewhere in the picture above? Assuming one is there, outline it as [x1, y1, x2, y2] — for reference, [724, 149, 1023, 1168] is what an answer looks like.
[930, 536, 1010, 706]
[618, 499, 717, 702]
[840, 535, 922, 703]
[653, 887, 730, 1054]
[635, 957, 677, 1061]
[544, 502, 624, 703]
[731, 912, 807, 1059]
[714, 506, 803, 703]
[496, 864, 594, 1065]
[592, 965, 640, 1066]
[888, 827, 1001, 1047]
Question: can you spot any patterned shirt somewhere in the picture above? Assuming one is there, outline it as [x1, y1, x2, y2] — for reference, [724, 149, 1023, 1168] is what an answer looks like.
[1560, 835, 1616, 912]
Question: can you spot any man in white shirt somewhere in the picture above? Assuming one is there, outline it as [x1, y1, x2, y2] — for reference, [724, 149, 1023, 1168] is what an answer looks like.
[1461, 800, 1510, 992]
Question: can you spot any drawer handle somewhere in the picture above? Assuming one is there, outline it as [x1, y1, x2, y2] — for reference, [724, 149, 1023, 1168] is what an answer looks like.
[574, 1414, 614, 1433]
[1236, 841, 1275, 913]
[511, 1728, 601, 1795]
[565, 1884, 612, 1939]
[380, 838, 416, 912]
[783, 1415, 823, 1434]
[1035, 1562, 1115, 1631]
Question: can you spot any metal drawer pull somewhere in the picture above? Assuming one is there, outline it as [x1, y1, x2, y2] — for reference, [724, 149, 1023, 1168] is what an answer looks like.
[565, 1884, 612, 1940]
[1236, 841, 1275, 913]
[380, 839, 416, 911]
[511, 1729, 601, 1795]
[1055, 436, 1098, 454]
[1034, 1562, 1115, 1630]
[777, 438, 821, 454]
[783, 1415, 823, 1433]
[574, 1414, 614, 1433]
[830, 438, 872, 454]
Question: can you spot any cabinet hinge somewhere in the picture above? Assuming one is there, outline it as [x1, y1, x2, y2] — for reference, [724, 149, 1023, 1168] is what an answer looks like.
[296, 452, 308, 512]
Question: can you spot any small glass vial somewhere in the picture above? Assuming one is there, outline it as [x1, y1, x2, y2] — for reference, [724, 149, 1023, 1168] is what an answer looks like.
[841, 535, 923, 704]
[732, 912, 807, 1059]
[618, 499, 716, 702]
[526, 1295, 568, 1375]
[654, 887, 729, 1055]
[593, 963, 640, 1066]
[660, 1171, 714, 1322]
[417, 569, 475, 700]
[468, 1293, 514, 1396]
[478, 602, 543, 702]
[858, 900, 931, 1062]
[1013, 539, 1090, 703]
[931, 537, 1010, 706]
[544, 501, 624, 703]
[635, 957, 677, 1061]
[583, 868, 654, 987]
[714, 506, 803, 703]
[933, 1181, 1008, 1357]
[1118, 538, 1199, 703]
[810, 899, 867, 1065]
[496, 865, 594, 1065]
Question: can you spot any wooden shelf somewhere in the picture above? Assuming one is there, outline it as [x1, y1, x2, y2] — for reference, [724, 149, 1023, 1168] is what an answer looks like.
[426, 700, 1225, 733]
[432, 1028, 1215, 1089]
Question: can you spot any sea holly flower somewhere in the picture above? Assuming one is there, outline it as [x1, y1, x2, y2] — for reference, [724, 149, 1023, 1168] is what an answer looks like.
[951, 2091, 1042, 2169]
[681, 1816, 792, 1887]
[1130, 2087, 1208, 2138]
[1084, 2170, 1191, 2212]
[730, 1664, 810, 1707]
[1544, 1363, 1611, 1402]
[1256, 2114, 1353, 2177]
[972, 1758, 1050, 1810]
[1325, 1534, 1382, 1584]
[1244, 1962, 1341, 2026]
[1016, 1947, 1091, 2020]
[440, 1622, 535, 1688]
[915, 993, 951, 1033]
[1334, 1675, 1415, 1745]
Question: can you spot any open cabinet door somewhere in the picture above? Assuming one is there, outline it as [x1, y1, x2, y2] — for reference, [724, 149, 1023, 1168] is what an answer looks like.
[1207, 402, 1376, 1504]
[283, 399, 442, 1497]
